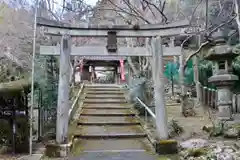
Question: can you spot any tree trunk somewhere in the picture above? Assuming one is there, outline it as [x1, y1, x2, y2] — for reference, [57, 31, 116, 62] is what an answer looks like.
[193, 55, 201, 105]
[126, 38, 138, 75]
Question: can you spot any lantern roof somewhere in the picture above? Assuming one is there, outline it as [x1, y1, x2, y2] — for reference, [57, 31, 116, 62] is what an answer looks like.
[205, 30, 238, 61]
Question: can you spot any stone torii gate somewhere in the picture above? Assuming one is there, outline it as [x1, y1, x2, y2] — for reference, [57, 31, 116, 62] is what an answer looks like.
[37, 18, 189, 144]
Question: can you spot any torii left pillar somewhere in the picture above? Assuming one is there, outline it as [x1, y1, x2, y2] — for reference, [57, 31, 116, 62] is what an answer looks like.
[56, 35, 71, 144]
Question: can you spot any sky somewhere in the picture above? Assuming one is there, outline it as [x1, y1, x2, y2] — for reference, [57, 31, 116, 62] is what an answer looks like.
[55, 0, 98, 6]
[86, 0, 98, 6]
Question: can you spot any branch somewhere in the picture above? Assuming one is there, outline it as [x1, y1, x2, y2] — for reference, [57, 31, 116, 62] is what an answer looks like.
[107, 0, 151, 24]
[51, 0, 93, 19]
[183, 15, 237, 69]
[122, 0, 143, 17]
[183, 41, 209, 69]
[234, 0, 240, 40]
[96, 8, 150, 23]
[142, 57, 149, 71]
[143, 0, 167, 23]
[125, 38, 138, 75]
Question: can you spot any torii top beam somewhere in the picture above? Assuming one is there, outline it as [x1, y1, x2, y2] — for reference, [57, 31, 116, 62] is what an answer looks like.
[37, 17, 189, 37]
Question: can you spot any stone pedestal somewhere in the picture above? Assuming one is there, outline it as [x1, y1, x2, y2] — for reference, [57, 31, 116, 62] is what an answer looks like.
[45, 143, 71, 157]
[208, 74, 238, 120]
[155, 139, 178, 155]
[217, 88, 232, 120]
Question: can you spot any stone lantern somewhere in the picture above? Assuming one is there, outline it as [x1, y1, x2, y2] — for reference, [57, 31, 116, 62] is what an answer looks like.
[205, 30, 239, 120]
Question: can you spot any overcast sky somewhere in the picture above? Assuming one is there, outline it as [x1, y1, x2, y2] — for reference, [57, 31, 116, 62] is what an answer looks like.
[55, 0, 98, 6]
[86, 0, 98, 6]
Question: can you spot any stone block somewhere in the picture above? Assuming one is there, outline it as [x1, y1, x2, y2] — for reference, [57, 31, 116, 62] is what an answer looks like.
[45, 143, 71, 157]
[202, 124, 214, 133]
[18, 154, 43, 160]
[155, 139, 178, 155]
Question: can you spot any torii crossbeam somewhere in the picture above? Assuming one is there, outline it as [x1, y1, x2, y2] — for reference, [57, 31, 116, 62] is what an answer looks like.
[40, 45, 181, 56]
[37, 17, 189, 37]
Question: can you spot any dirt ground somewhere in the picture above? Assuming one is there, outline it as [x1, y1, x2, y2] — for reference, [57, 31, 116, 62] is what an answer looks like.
[141, 101, 215, 142]
[167, 103, 213, 140]
[0, 155, 22, 160]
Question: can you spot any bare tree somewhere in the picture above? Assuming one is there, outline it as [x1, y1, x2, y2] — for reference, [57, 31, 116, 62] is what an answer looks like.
[0, 2, 33, 74]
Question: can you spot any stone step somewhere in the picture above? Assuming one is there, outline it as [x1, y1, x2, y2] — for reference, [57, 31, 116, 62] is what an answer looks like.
[87, 88, 121, 91]
[74, 133, 147, 139]
[84, 99, 127, 104]
[72, 84, 155, 155]
[83, 104, 130, 109]
[78, 116, 139, 124]
[17, 154, 43, 160]
[69, 151, 158, 160]
[80, 113, 135, 116]
[78, 122, 141, 126]
[81, 109, 134, 116]
[85, 84, 120, 88]
[85, 95, 125, 99]
[166, 103, 180, 106]
[75, 125, 145, 136]
[72, 138, 153, 152]
[86, 91, 124, 95]
[83, 106, 131, 109]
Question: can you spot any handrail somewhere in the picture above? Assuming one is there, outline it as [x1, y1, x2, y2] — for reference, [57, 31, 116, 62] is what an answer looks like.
[136, 97, 156, 119]
[68, 83, 84, 119]
[125, 83, 156, 120]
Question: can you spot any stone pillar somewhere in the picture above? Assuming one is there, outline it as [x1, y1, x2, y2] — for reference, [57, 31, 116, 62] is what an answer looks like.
[117, 66, 121, 84]
[173, 56, 178, 63]
[56, 35, 71, 144]
[237, 95, 240, 113]
[114, 67, 118, 84]
[203, 87, 207, 105]
[232, 94, 237, 113]
[89, 65, 93, 83]
[211, 89, 215, 108]
[151, 36, 168, 139]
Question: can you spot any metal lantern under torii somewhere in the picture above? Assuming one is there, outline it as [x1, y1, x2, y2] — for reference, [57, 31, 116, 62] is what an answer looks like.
[205, 30, 239, 120]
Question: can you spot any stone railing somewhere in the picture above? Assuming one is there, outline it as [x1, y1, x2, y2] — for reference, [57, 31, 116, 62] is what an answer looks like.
[68, 83, 84, 121]
[199, 84, 240, 113]
[231, 94, 240, 114]
[199, 84, 217, 109]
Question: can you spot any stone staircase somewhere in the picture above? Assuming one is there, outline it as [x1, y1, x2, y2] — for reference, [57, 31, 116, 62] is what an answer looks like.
[71, 84, 156, 158]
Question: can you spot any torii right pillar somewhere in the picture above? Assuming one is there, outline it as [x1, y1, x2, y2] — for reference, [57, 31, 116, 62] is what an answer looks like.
[151, 37, 179, 155]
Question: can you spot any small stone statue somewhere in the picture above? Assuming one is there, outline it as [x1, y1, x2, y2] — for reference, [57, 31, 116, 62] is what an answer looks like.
[180, 94, 196, 117]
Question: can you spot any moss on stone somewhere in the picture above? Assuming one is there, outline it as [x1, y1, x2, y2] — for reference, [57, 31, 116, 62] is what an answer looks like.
[156, 140, 178, 155]
[159, 139, 177, 144]
[45, 143, 61, 157]
[187, 148, 208, 157]
[157, 157, 171, 160]
[71, 139, 84, 156]
[157, 155, 180, 160]
[231, 123, 240, 129]
[202, 124, 213, 133]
